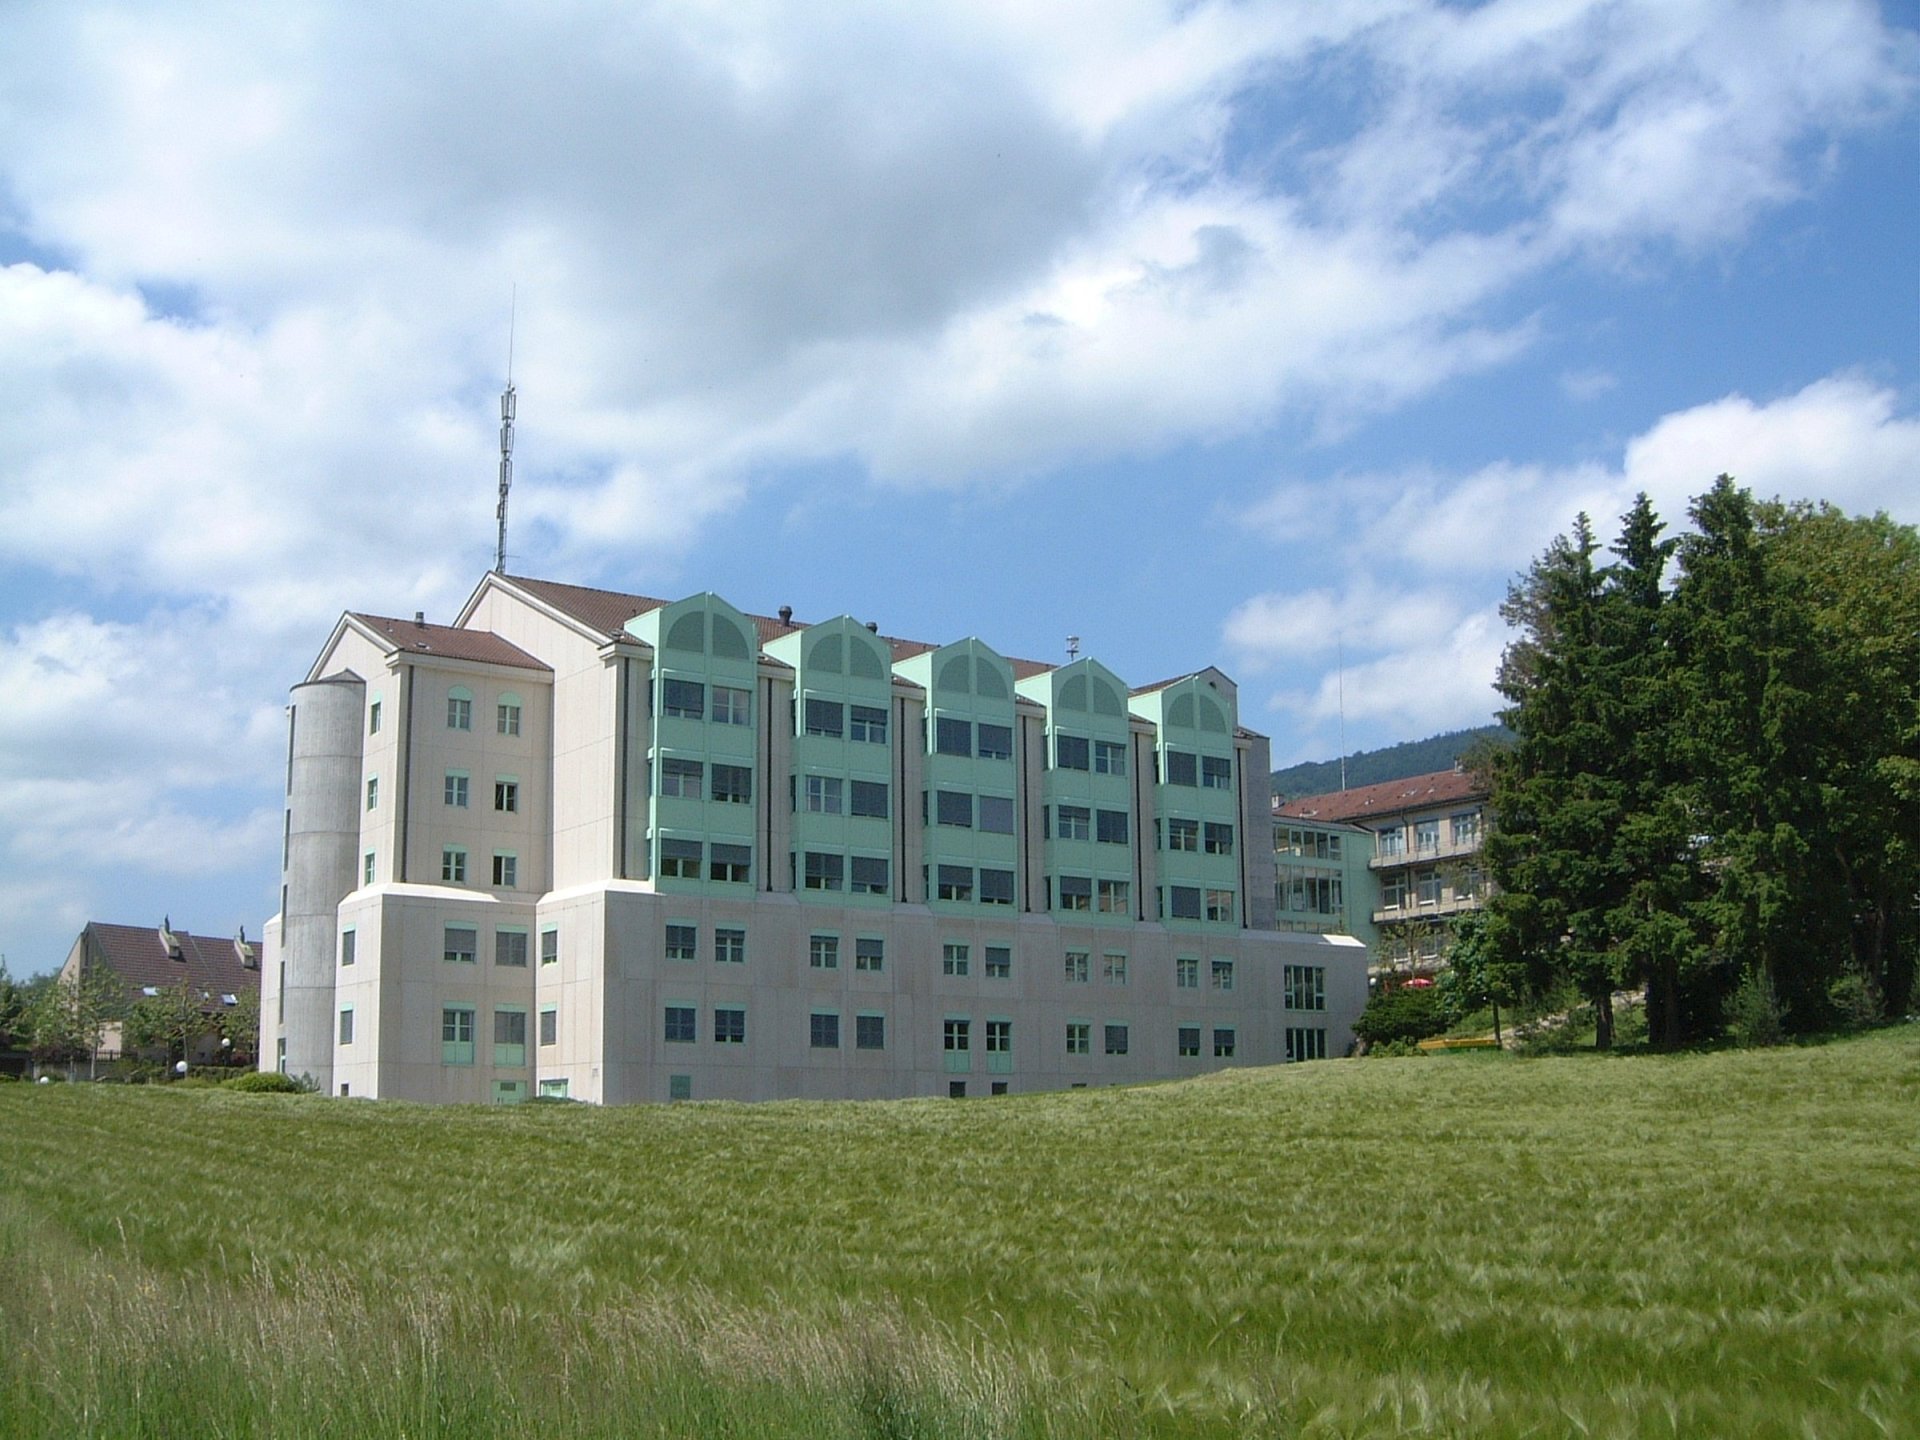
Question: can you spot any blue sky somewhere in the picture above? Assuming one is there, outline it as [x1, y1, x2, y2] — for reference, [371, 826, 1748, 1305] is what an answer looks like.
[1, 0, 1915, 975]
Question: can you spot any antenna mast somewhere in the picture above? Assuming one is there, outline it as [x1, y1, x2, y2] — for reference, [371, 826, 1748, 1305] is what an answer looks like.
[1336, 632, 1348, 791]
[494, 290, 516, 574]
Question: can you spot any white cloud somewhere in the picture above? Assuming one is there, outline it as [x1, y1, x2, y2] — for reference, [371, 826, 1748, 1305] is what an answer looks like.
[1263, 606, 1507, 737]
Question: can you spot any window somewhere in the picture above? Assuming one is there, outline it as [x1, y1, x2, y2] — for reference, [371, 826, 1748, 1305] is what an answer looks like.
[443, 925, 477, 964]
[935, 790, 972, 827]
[985, 1019, 1011, 1054]
[1064, 950, 1089, 984]
[1176, 956, 1198, 989]
[366, 777, 378, 810]
[1416, 868, 1442, 906]
[368, 700, 381, 734]
[715, 927, 746, 964]
[710, 843, 751, 883]
[1214, 1027, 1237, 1059]
[935, 716, 972, 756]
[364, 852, 376, 885]
[936, 865, 973, 902]
[444, 772, 469, 808]
[1284, 964, 1326, 1011]
[804, 852, 845, 891]
[1378, 827, 1406, 857]
[1381, 873, 1408, 909]
[497, 699, 521, 736]
[659, 838, 702, 878]
[1205, 889, 1235, 923]
[1204, 822, 1234, 855]
[850, 780, 889, 818]
[1415, 819, 1440, 853]
[1201, 755, 1232, 790]
[1178, 1025, 1200, 1057]
[804, 697, 843, 737]
[663, 678, 705, 719]
[805, 775, 843, 813]
[1167, 818, 1199, 852]
[538, 1078, 569, 1098]
[1057, 805, 1091, 841]
[1104, 1023, 1129, 1056]
[447, 690, 472, 731]
[494, 1009, 527, 1066]
[810, 1012, 840, 1049]
[540, 928, 558, 965]
[1168, 885, 1201, 919]
[492, 853, 517, 888]
[850, 855, 889, 894]
[664, 1006, 696, 1043]
[713, 685, 751, 726]
[495, 779, 519, 813]
[1211, 959, 1235, 991]
[977, 723, 1013, 761]
[496, 929, 528, 967]
[340, 929, 356, 967]
[1055, 733, 1090, 770]
[1093, 739, 1127, 776]
[712, 764, 752, 804]
[1165, 750, 1197, 786]
[856, 1013, 886, 1049]
[985, 945, 1011, 979]
[339, 1007, 354, 1045]
[441, 1007, 475, 1064]
[850, 704, 888, 743]
[1102, 952, 1128, 985]
[943, 942, 970, 976]
[943, 1018, 971, 1054]
[1066, 1021, 1091, 1055]
[1286, 1027, 1327, 1062]
[1057, 875, 1092, 911]
[1452, 810, 1481, 846]
[1097, 879, 1130, 914]
[979, 868, 1015, 906]
[661, 758, 704, 798]
[978, 795, 1015, 834]
[1096, 809, 1129, 845]
[665, 924, 697, 961]
[539, 1007, 557, 1046]
[853, 936, 886, 971]
[810, 934, 840, 969]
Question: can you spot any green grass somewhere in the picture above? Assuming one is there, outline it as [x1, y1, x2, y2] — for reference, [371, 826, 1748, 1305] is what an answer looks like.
[3, 1029, 1917, 1438]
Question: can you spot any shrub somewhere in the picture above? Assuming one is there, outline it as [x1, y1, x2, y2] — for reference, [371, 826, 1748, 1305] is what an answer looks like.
[1728, 971, 1786, 1048]
[1352, 984, 1449, 1047]
[1829, 970, 1883, 1030]
[223, 1071, 305, 1094]
[1364, 1037, 1427, 1059]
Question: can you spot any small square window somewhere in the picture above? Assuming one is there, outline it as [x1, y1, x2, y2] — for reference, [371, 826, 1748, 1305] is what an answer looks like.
[1168, 885, 1202, 920]
[1204, 822, 1235, 855]
[1057, 805, 1091, 841]
[1205, 889, 1235, 923]
[1055, 733, 1090, 770]
[664, 1006, 696, 1043]
[1093, 740, 1127, 776]
[1164, 750, 1197, 786]
[661, 757, 704, 798]
[978, 795, 1015, 834]
[943, 1018, 970, 1052]
[441, 847, 467, 884]
[850, 855, 890, 894]
[850, 704, 888, 743]
[1213, 1028, 1237, 1059]
[1096, 809, 1129, 845]
[540, 929, 559, 965]
[1201, 755, 1232, 790]
[495, 779, 519, 812]
[935, 715, 972, 756]
[976, 723, 1013, 761]
[715, 927, 747, 964]
[1211, 959, 1235, 991]
[935, 790, 972, 827]
[1097, 879, 1129, 914]
[805, 775, 844, 813]
[711, 763, 752, 804]
[804, 697, 843, 737]
[1104, 1023, 1129, 1056]
[447, 694, 472, 731]
[539, 1008, 557, 1046]
[1178, 1025, 1200, 1058]
[1102, 953, 1127, 985]
[1065, 1021, 1090, 1055]
[1064, 950, 1089, 983]
[942, 942, 969, 976]
[669, 1073, 693, 1100]
[492, 853, 517, 888]
[338, 1007, 354, 1045]
[1058, 876, 1091, 912]
[985, 1019, 1011, 1054]
[663, 678, 705, 719]
[978, 868, 1015, 906]
[810, 934, 840, 969]
[936, 865, 973, 902]
[713, 686, 752, 726]
[443, 926, 478, 964]
[713, 1007, 746, 1044]
[497, 700, 521, 736]
[444, 772, 469, 808]
[709, 843, 751, 883]
[665, 924, 698, 961]
[340, 929, 357, 967]
[985, 945, 1011, 979]
[850, 780, 889, 818]
[496, 930, 528, 967]
[856, 1013, 886, 1050]
[1176, 956, 1199, 989]
[855, 937, 884, 972]
[1167, 818, 1198, 852]
[810, 1012, 840, 1049]
[805, 852, 845, 891]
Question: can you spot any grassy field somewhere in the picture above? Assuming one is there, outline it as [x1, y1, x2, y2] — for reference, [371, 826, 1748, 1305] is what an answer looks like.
[2, 1029, 1916, 1438]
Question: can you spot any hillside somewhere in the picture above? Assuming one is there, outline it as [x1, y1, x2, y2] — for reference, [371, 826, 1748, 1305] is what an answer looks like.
[1272, 724, 1508, 801]
[2, 1031, 1915, 1438]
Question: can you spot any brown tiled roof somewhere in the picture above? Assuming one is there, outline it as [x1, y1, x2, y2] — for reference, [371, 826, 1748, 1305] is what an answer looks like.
[506, 576, 670, 636]
[1276, 767, 1487, 823]
[352, 614, 550, 672]
[81, 922, 261, 1008]
[1009, 658, 1056, 681]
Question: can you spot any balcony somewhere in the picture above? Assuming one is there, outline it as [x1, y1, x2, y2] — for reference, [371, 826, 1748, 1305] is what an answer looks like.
[1369, 835, 1481, 869]
[1371, 891, 1484, 925]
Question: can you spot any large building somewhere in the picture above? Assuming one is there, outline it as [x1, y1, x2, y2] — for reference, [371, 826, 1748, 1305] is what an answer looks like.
[58, 919, 261, 1067]
[1274, 767, 1490, 979]
[260, 574, 1367, 1102]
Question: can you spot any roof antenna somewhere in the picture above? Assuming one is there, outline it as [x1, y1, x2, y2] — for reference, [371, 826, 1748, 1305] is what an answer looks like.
[1066, 634, 1080, 661]
[495, 287, 517, 575]
[1336, 630, 1348, 792]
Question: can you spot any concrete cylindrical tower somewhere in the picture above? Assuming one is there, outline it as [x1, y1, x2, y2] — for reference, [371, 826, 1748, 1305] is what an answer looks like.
[281, 673, 365, 1091]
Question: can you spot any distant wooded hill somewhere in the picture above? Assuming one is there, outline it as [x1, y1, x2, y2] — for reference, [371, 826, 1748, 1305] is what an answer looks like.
[1270, 725, 1510, 801]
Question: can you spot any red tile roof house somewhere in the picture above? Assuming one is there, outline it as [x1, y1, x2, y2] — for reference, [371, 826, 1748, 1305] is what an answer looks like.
[56, 920, 262, 1076]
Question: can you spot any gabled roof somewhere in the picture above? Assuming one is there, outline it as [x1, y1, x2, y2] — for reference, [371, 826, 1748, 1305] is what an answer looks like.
[349, 614, 550, 673]
[80, 922, 261, 1005]
[1276, 767, 1488, 824]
